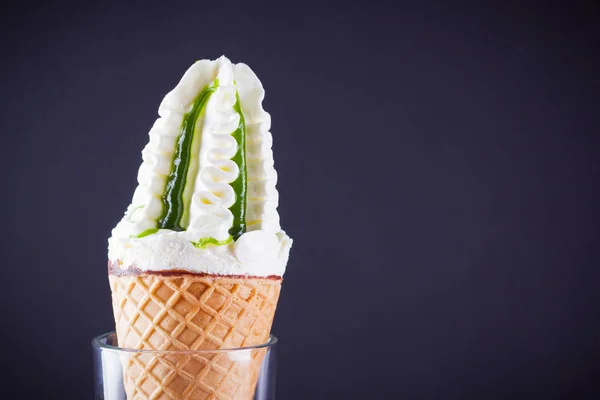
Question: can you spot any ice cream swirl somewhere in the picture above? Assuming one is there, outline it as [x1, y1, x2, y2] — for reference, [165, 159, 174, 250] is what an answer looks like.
[109, 56, 291, 276]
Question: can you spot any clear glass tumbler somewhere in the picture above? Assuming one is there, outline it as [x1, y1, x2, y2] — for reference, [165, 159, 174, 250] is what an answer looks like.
[93, 332, 277, 400]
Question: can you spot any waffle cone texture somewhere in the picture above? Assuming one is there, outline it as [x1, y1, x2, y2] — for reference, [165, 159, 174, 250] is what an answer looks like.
[109, 267, 282, 400]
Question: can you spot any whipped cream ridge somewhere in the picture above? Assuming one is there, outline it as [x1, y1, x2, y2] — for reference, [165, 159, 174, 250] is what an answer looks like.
[109, 56, 291, 277]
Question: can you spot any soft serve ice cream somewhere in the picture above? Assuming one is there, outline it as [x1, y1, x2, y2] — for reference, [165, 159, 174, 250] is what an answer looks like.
[108, 57, 291, 400]
[108, 56, 292, 276]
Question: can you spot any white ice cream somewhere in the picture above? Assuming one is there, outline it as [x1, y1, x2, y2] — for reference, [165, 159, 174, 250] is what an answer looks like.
[108, 56, 291, 277]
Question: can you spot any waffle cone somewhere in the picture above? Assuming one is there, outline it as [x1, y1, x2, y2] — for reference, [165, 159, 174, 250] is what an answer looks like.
[109, 270, 281, 400]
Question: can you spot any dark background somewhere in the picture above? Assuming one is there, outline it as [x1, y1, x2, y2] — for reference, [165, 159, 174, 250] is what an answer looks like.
[1, 1, 598, 399]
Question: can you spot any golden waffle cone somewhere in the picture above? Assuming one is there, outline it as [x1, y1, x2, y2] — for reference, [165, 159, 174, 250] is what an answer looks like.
[109, 269, 281, 400]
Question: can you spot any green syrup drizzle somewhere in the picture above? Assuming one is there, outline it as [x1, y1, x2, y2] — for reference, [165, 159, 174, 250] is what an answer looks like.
[135, 228, 159, 238]
[228, 91, 247, 240]
[191, 235, 233, 249]
[144, 79, 247, 248]
[157, 81, 218, 231]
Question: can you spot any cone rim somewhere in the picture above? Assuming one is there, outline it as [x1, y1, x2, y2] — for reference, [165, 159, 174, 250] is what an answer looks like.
[92, 331, 278, 354]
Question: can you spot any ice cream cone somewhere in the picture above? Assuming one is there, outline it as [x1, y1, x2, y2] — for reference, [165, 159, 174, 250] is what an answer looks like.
[109, 265, 281, 399]
[106, 57, 292, 399]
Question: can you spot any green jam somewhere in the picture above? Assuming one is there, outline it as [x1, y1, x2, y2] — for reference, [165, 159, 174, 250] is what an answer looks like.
[191, 236, 233, 249]
[158, 81, 218, 231]
[228, 91, 247, 240]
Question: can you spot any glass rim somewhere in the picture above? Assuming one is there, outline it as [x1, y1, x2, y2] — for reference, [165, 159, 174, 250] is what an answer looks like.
[92, 331, 278, 354]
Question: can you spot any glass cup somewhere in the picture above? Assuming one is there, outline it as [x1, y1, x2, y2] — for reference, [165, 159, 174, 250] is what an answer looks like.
[93, 332, 277, 400]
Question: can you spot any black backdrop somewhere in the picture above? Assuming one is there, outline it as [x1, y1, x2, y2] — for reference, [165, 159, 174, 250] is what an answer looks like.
[1, 1, 599, 399]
